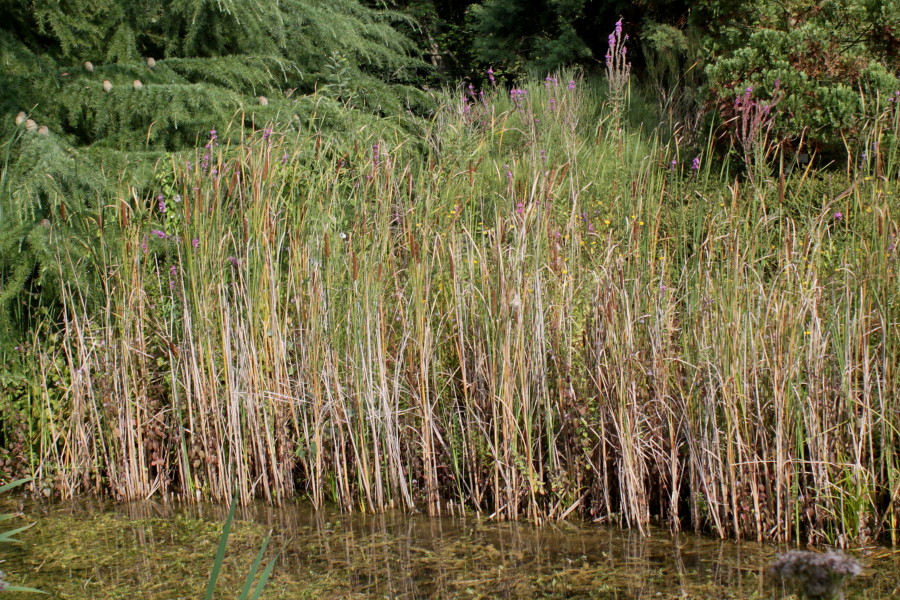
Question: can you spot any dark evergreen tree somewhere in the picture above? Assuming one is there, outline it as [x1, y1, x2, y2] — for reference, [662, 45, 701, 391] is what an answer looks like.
[0, 0, 431, 343]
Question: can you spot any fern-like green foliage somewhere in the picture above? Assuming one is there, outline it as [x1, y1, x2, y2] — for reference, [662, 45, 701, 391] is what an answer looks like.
[0, 0, 432, 345]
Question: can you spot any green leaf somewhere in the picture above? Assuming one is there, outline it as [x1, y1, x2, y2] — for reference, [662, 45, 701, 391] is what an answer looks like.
[203, 491, 239, 600]
[0, 477, 32, 494]
[0, 522, 35, 543]
[3, 584, 49, 594]
[237, 532, 271, 600]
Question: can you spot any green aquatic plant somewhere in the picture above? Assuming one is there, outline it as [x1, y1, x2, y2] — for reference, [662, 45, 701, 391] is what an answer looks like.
[0, 477, 45, 593]
[204, 496, 278, 600]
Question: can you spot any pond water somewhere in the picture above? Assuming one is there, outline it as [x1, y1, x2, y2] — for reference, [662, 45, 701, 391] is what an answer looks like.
[1, 499, 898, 599]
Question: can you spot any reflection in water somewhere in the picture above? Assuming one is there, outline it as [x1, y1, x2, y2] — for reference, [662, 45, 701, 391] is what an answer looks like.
[2, 498, 898, 599]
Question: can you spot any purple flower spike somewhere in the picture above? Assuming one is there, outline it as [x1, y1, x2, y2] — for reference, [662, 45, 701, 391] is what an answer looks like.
[834, 212, 843, 221]
[691, 156, 701, 171]
[192, 238, 200, 248]
[568, 80, 576, 90]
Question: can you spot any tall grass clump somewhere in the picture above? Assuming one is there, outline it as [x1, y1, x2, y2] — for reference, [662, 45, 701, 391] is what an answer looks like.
[2, 75, 898, 546]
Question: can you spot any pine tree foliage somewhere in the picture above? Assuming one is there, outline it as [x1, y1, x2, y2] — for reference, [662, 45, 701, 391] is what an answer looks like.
[0, 0, 432, 344]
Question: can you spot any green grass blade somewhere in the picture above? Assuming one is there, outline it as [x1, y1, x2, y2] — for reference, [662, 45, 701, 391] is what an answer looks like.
[0, 477, 32, 494]
[3, 585, 49, 594]
[204, 492, 239, 600]
[237, 532, 271, 600]
[0, 522, 35, 543]
[249, 552, 280, 600]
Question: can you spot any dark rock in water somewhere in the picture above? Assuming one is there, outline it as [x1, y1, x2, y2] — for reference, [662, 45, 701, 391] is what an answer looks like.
[768, 550, 861, 599]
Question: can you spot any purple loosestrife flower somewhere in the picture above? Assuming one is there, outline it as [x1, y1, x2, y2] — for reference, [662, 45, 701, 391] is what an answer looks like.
[192, 238, 200, 248]
[670, 158, 677, 170]
[487, 66, 495, 85]
[151, 229, 168, 239]
[691, 156, 701, 171]
[834, 212, 843, 221]
[158, 195, 166, 213]
[263, 128, 272, 141]
[568, 80, 576, 90]
[227, 256, 241, 266]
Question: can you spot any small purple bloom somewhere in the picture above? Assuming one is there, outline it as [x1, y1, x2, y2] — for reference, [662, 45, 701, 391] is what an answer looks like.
[227, 256, 241, 266]
[192, 238, 200, 248]
[691, 156, 701, 171]
[834, 212, 843, 221]
[151, 229, 168, 239]
[568, 80, 576, 90]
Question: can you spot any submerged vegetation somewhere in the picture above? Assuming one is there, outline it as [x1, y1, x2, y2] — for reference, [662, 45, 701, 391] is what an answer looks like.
[6, 500, 900, 599]
[1, 1, 899, 550]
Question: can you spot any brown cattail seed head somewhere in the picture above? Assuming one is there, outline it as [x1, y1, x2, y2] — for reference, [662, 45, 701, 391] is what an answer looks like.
[132, 79, 143, 90]
[146, 57, 156, 68]
[25, 119, 37, 132]
[258, 95, 268, 106]
[15, 111, 27, 125]
[37, 125, 49, 136]
[84, 61, 94, 72]
[103, 80, 113, 92]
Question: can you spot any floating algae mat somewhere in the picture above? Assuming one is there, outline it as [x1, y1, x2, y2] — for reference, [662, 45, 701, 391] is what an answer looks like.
[2, 500, 899, 599]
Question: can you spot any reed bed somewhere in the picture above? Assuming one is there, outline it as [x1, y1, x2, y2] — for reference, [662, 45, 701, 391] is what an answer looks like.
[13, 77, 899, 546]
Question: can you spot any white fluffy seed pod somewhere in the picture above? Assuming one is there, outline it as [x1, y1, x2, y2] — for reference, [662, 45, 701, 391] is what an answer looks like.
[84, 61, 94, 72]
[15, 111, 27, 125]
[37, 126, 49, 136]
[258, 95, 268, 106]
[25, 119, 37, 132]
[103, 80, 113, 92]
[146, 57, 156, 68]
[133, 79, 143, 90]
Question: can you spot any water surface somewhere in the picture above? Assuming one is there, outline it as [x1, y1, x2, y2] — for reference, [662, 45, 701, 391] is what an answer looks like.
[2, 499, 898, 599]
